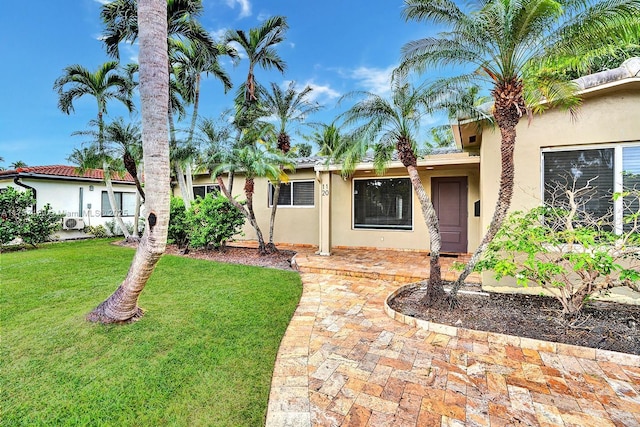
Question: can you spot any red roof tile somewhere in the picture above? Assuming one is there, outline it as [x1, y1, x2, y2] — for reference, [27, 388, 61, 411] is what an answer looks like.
[0, 165, 136, 183]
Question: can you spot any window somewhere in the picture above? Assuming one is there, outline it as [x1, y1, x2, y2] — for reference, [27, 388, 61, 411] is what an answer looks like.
[193, 184, 220, 199]
[542, 143, 640, 233]
[268, 181, 314, 207]
[353, 178, 412, 230]
[101, 191, 136, 217]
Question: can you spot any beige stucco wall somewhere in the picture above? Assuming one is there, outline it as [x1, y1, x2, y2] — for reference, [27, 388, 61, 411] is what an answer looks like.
[479, 84, 640, 301]
[328, 164, 481, 252]
[186, 170, 320, 246]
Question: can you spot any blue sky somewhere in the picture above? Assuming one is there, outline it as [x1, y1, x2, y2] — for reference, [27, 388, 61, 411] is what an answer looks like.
[0, 0, 444, 167]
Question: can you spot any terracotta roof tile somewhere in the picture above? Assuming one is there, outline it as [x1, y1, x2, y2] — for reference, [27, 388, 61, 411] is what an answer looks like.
[0, 165, 136, 183]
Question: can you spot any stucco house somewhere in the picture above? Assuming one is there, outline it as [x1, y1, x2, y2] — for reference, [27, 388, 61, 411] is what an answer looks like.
[182, 58, 639, 300]
[188, 59, 638, 252]
[0, 165, 138, 239]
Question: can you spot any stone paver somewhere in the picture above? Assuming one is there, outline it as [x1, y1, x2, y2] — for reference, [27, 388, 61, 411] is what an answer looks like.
[266, 249, 640, 427]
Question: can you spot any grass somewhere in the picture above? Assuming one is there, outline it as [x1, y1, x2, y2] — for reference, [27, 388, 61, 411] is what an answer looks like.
[0, 239, 302, 426]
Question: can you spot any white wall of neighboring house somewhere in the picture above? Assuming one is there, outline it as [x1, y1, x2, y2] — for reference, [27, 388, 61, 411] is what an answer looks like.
[0, 178, 138, 240]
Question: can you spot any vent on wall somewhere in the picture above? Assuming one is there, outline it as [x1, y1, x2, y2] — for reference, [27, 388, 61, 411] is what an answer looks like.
[62, 217, 85, 230]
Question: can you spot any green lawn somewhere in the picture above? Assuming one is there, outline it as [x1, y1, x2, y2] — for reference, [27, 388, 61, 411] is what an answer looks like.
[0, 239, 302, 426]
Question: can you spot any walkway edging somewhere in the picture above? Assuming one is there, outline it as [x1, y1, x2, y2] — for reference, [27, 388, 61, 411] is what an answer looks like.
[384, 282, 640, 368]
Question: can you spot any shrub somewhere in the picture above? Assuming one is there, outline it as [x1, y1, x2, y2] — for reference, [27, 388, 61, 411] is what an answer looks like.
[186, 194, 245, 250]
[168, 196, 189, 248]
[0, 186, 63, 247]
[86, 225, 109, 238]
[478, 192, 640, 317]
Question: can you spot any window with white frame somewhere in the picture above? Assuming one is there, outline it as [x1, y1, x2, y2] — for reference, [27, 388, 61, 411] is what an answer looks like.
[353, 177, 413, 230]
[268, 180, 314, 207]
[542, 143, 640, 233]
[101, 191, 136, 217]
[193, 184, 220, 199]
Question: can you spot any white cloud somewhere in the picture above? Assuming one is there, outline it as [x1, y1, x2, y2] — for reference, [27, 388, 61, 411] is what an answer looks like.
[305, 82, 341, 102]
[94, 0, 112, 5]
[348, 65, 396, 96]
[210, 28, 227, 41]
[284, 80, 341, 103]
[225, 0, 251, 18]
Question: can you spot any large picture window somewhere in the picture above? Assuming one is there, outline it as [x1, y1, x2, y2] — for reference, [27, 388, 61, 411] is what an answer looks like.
[353, 178, 412, 230]
[542, 143, 640, 232]
[269, 181, 314, 207]
[101, 191, 136, 217]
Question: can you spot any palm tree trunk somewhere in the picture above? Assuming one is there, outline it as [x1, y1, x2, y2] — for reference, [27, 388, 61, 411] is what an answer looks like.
[216, 175, 266, 254]
[134, 191, 141, 236]
[87, 0, 169, 324]
[448, 83, 521, 304]
[174, 163, 191, 209]
[266, 182, 280, 253]
[103, 161, 133, 241]
[185, 163, 194, 199]
[406, 165, 445, 306]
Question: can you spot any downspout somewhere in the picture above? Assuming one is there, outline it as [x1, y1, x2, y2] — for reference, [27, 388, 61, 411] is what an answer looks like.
[13, 177, 37, 213]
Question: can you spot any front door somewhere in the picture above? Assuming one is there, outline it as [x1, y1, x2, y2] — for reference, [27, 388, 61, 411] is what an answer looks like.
[432, 177, 468, 253]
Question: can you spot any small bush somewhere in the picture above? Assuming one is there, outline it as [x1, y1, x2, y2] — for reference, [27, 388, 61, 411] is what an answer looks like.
[86, 225, 109, 238]
[478, 200, 640, 316]
[187, 194, 245, 250]
[168, 196, 189, 248]
[0, 186, 63, 247]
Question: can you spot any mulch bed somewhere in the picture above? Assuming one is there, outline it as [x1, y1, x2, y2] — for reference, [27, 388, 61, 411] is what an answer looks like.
[388, 285, 640, 355]
[117, 240, 297, 271]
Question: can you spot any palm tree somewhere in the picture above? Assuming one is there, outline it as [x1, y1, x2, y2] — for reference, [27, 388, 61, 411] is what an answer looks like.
[170, 38, 236, 208]
[262, 81, 321, 252]
[54, 61, 135, 240]
[9, 160, 27, 169]
[224, 16, 288, 105]
[87, 0, 170, 323]
[214, 144, 293, 254]
[400, 0, 640, 304]
[338, 74, 446, 306]
[307, 120, 350, 158]
[101, 0, 225, 210]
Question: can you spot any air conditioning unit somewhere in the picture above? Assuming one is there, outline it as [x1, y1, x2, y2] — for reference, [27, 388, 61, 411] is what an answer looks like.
[62, 217, 85, 230]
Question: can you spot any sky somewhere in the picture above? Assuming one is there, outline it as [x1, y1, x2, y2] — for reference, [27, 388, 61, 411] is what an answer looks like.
[0, 0, 445, 168]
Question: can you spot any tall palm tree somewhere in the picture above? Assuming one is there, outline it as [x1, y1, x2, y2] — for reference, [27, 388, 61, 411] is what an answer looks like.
[400, 0, 640, 304]
[104, 118, 145, 201]
[262, 81, 321, 252]
[338, 75, 447, 305]
[54, 61, 135, 240]
[101, 0, 224, 210]
[87, 0, 170, 323]
[170, 38, 236, 208]
[224, 16, 288, 105]
[214, 144, 293, 254]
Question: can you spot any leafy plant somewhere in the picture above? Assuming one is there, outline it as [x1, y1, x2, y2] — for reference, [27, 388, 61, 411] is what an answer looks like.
[168, 196, 189, 248]
[478, 187, 640, 317]
[86, 225, 109, 238]
[186, 194, 245, 250]
[0, 186, 63, 248]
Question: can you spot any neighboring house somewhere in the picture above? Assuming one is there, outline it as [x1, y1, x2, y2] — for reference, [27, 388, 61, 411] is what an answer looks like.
[0, 165, 138, 239]
[182, 58, 639, 301]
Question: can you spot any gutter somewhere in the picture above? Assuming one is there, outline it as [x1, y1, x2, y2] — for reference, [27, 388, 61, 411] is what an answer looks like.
[13, 177, 37, 213]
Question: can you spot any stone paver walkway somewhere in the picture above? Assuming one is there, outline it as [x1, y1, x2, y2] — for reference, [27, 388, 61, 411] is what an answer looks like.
[265, 250, 640, 427]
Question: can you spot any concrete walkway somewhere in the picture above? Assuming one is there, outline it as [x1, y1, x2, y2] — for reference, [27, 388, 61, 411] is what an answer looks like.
[265, 249, 640, 427]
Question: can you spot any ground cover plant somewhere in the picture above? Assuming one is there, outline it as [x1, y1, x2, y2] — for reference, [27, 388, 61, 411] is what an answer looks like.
[0, 239, 302, 426]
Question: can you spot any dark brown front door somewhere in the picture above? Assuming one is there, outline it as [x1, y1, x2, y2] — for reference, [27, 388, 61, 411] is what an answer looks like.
[432, 177, 468, 253]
